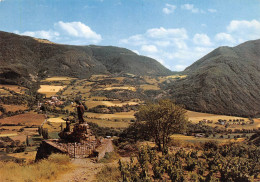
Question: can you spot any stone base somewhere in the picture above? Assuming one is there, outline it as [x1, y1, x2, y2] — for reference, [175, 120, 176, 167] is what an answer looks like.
[59, 123, 96, 143]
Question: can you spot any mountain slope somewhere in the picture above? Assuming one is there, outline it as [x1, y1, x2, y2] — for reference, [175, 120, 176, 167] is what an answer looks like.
[171, 39, 260, 117]
[0, 31, 172, 87]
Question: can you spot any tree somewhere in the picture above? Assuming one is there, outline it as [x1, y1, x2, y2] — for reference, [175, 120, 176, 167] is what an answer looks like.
[135, 99, 187, 152]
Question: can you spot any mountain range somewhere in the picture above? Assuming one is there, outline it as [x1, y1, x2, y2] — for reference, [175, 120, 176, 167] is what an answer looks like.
[0, 31, 259, 117]
[171, 39, 260, 117]
[0, 31, 172, 87]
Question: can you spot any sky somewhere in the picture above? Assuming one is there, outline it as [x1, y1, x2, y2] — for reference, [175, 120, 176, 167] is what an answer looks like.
[0, 0, 260, 71]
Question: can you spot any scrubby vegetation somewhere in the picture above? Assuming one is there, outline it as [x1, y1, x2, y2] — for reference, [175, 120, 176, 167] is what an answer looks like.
[0, 153, 73, 181]
[117, 144, 260, 182]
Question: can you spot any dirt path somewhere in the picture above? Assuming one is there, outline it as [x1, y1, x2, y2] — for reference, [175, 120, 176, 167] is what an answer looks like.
[54, 158, 104, 182]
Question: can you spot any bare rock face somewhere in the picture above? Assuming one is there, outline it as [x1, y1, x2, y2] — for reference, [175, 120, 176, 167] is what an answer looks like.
[59, 123, 96, 143]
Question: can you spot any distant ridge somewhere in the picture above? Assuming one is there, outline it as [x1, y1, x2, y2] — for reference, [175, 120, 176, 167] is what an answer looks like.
[171, 39, 260, 117]
[0, 31, 172, 87]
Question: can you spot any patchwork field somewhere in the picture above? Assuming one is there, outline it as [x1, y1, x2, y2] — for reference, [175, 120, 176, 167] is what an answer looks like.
[140, 84, 160, 90]
[0, 85, 27, 94]
[1, 104, 27, 112]
[86, 111, 135, 120]
[42, 77, 75, 81]
[171, 134, 245, 144]
[103, 86, 136, 91]
[0, 112, 45, 126]
[38, 85, 65, 97]
[186, 110, 259, 130]
[187, 110, 246, 123]
[47, 117, 66, 123]
[87, 118, 130, 128]
[0, 89, 12, 96]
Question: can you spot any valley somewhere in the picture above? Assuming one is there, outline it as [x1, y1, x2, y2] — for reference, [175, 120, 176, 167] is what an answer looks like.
[0, 31, 259, 181]
[0, 74, 259, 166]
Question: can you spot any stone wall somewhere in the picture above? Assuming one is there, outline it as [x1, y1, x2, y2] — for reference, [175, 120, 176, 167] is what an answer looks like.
[35, 138, 114, 161]
[35, 139, 67, 161]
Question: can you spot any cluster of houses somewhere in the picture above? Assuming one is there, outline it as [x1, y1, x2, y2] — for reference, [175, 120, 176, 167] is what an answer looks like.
[38, 96, 64, 107]
[199, 119, 213, 124]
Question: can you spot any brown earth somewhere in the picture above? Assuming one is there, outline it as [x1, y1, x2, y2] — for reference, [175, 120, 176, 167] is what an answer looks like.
[0, 112, 45, 125]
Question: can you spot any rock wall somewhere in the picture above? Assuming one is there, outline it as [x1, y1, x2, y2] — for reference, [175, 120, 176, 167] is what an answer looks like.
[35, 139, 67, 161]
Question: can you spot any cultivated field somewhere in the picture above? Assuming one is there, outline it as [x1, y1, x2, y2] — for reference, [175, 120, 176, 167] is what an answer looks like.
[86, 111, 135, 121]
[42, 77, 75, 81]
[171, 134, 245, 144]
[103, 86, 136, 91]
[38, 85, 65, 97]
[87, 118, 130, 128]
[0, 89, 12, 96]
[0, 112, 45, 126]
[1, 104, 27, 112]
[140, 84, 160, 90]
[0, 84, 27, 94]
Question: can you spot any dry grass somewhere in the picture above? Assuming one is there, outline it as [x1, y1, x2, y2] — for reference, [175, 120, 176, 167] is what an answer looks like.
[187, 110, 247, 123]
[2, 104, 27, 112]
[86, 111, 135, 120]
[96, 165, 121, 182]
[186, 110, 259, 130]
[90, 74, 110, 81]
[38, 85, 65, 97]
[0, 153, 73, 182]
[140, 84, 160, 90]
[165, 75, 187, 79]
[171, 134, 245, 144]
[0, 84, 27, 94]
[34, 38, 56, 44]
[85, 100, 139, 109]
[0, 89, 12, 96]
[42, 77, 75, 81]
[0, 112, 45, 125]
[48, 117, 66, 123]
[8, 151, 37, 163]
[103, 86, 136, 91]
[42, 121, 63, 133]
[0, 133, 18, 137]
[87, 118, 130, 128]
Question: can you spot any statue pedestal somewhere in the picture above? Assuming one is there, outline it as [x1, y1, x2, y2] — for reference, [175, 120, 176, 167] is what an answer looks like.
[59, 123, 96, 143]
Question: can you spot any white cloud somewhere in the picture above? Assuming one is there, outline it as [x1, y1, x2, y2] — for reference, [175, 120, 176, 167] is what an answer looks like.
[119, 27, 216, 71]
[119, 34, 147, 46]
[14, 30, 59, 40]
[193, 33, 213, 46]
[154, 41, 171, 47]
[215, 33, 236, 45]
[141, 45, 158, 53]
[55, 21, 102, 43]
[227, 19, 260, 42]
[181, 4, 199, 13]
[174, 64, 188, 71]
[14, 21, 102, 45]
[215, 19, 260, 46]
[146, 27, 188, 40]
[162, 4, 176, 14]
[208, 9, 217, 13]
